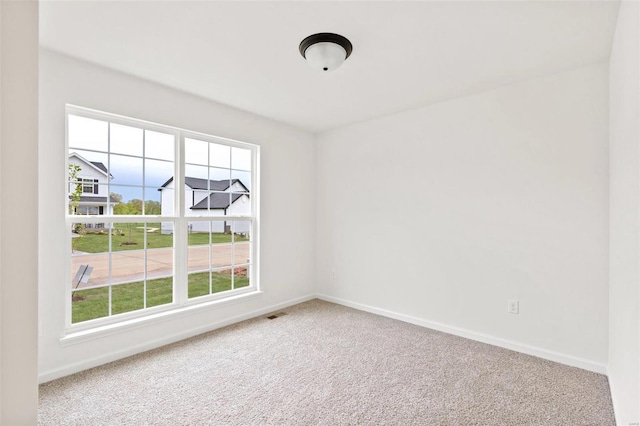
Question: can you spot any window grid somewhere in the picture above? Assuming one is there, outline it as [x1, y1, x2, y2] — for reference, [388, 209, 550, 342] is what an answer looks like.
[186, 220, 252, 299]
[66, 106, 258, 330]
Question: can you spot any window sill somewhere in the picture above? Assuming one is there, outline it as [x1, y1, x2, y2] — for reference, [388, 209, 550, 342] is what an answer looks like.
[60, 290, 263, 347]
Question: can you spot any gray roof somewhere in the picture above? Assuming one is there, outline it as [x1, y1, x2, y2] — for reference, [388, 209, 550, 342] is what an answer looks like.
[186, 177, 235, 191]
[159, 177, 249, 193]
[191, 193, 245, 210]
[90, 161, 108, 174]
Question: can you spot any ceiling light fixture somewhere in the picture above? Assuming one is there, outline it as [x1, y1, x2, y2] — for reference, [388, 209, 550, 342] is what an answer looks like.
[299, 33, 353, 72]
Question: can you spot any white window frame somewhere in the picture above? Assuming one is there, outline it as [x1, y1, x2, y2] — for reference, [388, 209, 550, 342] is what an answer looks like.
[65, 105, 260, 333]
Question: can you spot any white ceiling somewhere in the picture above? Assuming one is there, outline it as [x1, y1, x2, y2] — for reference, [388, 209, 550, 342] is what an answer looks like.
[40, 1, 620, 133]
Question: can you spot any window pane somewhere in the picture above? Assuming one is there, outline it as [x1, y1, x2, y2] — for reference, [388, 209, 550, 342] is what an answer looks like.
[110, 123, 143, 157]
[187, 190, 206, 216]
[72, 287, 109, 324]
[188, 244, 210, 274]
[145, 130, 174, 161]
[70, 255, 105, 290]
[111, 186, 143, 216]
[212, 238, 233, 269]
[209, 167, 230, 182]
[188, 271, 211, 298]
[229, 193, 251, 215]
[231, 170, 251, 192]
[145, 159, 173, 188]
[210, 220, 228, 236]
[143, 189, 163, 215]
[232, 221, 251, 290]
[231, 147, 251, 171]
[209, 143, 230, 169]
[188, 220, 211, 298]
[159, 188, 174, 218]
[185, 138, 209, 165]
[112, 282, 144, 315]
[112, 234, 146, 277]
[146, 277, 173, 308]
[185, 164, 209, 181]
[232, 220, 251, 263]
[68, 115, 108, 152]
[233, 267, 250, 290]
[110, 154, 143, 187]
[188, 221, 210, 246]
[146, 226, 174, 309]
[212, 269, 234, 293]
[68, 150, 109, 193]
[145, 224, 174, 309]
[188, 221, 210, 274]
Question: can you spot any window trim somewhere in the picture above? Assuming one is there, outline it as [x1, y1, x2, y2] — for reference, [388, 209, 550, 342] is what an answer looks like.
[79, 178, 98, 194]
[65, 105, 260, 334]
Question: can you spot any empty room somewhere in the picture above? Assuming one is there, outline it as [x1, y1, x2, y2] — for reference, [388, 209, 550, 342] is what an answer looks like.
[0, 0, 638, 424]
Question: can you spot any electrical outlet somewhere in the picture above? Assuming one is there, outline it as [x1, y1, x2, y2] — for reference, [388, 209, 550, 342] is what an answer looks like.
[507, 299, 519, 314]
[331, 269, 337, 281]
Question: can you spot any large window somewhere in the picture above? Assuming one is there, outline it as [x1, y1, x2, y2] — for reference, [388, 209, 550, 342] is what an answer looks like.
[67, 106, 258, 328]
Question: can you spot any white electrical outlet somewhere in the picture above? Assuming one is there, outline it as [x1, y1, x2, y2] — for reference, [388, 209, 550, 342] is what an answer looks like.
[507, 299, 519, 314]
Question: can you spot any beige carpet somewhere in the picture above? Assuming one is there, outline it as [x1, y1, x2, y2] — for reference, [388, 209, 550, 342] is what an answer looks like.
[39, 299, 615, 425]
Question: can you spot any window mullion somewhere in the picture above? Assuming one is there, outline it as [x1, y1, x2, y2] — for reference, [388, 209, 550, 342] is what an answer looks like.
[174, 132, 188, 306]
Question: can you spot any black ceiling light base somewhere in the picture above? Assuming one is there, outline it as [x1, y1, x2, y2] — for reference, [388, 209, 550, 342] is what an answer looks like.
[299, 33, 353, 60]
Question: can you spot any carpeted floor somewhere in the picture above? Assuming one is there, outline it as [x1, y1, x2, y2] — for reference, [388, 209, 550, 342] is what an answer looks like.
[39, 299, 615, 425]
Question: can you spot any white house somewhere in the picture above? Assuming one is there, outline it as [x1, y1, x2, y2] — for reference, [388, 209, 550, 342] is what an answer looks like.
[68, 152, 116, 228]
[159, 176, 250, 234]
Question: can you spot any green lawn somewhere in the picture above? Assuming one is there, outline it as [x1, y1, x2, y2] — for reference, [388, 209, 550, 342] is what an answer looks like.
[72, 223, 247, 253]
[72, 271, 250, 323]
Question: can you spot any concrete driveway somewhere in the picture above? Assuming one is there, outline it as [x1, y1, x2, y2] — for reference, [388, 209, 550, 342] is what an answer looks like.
[71, 242, 250, 289]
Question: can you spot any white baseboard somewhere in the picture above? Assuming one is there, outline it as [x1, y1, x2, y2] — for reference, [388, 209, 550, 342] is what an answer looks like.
[315, 293, 607, 375]
[39, 294, 316, 383]
[40, 292, 607, 383]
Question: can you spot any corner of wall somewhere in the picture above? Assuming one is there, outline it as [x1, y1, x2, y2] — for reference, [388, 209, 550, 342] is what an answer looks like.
[0, 1, 39, 423]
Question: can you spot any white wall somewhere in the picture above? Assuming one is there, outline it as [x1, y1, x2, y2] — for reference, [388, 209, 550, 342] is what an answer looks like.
[608, 1, 640, 424]
[316, 63, 610, 372]
[39, 49, 316, 380]
[1, 1, 39, 424]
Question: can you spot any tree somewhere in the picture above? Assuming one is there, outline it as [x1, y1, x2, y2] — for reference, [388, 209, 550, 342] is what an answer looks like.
[111, 192, 130, 215]
[110, 192, 123, 204]
[110, 195, 160, 215]
[68, 164, 85, 241]
[68, 164, 82, 214]
[144, 200, 161, 215]
[128, 199, 143, 215]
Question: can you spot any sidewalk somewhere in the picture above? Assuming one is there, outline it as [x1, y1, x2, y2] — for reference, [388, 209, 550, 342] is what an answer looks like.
[71, 243, 250, 289]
